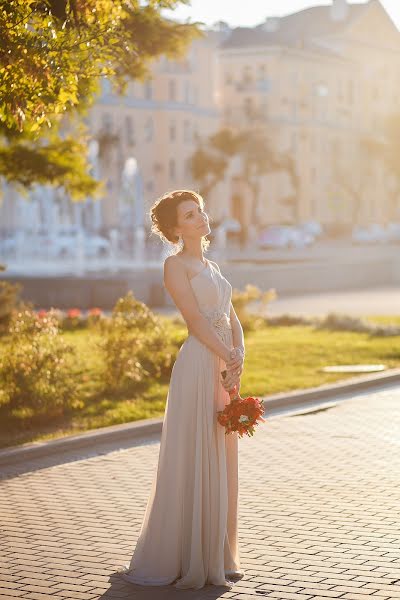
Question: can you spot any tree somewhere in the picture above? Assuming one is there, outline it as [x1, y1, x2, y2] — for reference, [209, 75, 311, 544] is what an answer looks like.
[331, 135, 375, 225]
[189, 126, 298, 224]
[332, 118, 400, 226]
[366, 114, 400, 222]
[0, 0, 201, 199]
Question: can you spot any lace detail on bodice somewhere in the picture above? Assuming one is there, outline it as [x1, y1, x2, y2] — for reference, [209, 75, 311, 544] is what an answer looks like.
[200, 307, 232, 337]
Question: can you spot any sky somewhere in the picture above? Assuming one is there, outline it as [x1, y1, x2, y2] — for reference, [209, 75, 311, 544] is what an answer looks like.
[163, 0, 400, 30]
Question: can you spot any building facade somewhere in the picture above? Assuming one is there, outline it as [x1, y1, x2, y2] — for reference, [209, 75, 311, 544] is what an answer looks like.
[1, 0, 399, 236]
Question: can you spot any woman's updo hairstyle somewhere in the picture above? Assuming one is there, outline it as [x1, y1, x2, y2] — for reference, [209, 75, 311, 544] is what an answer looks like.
[149, 189, 210, 253]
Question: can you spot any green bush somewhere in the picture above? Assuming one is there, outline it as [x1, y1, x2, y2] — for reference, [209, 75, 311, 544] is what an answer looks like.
[232, 284, 277, 331]
[314, 312, 400, 336]
[0, 278, 22, 335]
[0, 308, 80, 418]
[266, 313, 313, 327]
[98, 291, 175, 393]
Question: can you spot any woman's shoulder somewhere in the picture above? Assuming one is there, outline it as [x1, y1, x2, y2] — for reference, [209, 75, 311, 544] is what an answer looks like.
[164, 254, 184, 272]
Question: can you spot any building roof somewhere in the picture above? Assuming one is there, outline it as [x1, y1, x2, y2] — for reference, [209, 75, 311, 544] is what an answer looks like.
[220, 2, 371, 50]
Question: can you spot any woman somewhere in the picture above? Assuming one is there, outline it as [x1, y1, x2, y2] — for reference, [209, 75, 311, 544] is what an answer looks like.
[119, 189, 245, 590]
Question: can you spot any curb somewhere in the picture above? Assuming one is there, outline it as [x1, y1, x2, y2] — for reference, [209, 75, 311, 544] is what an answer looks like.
[1, 368, 400, 468]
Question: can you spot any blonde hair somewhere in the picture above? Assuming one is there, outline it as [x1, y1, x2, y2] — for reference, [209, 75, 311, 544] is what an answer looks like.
[149, 189, 210, 253]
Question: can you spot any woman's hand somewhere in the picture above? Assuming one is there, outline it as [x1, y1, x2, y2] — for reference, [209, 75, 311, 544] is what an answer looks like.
[226, 346, 244, 376]
[221, 347, 244, 394]
[221, 369, 241, 396]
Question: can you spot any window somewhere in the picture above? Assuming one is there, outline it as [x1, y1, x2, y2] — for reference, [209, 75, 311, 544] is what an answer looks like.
[101, 112, 113, 132]
[169, 79, 177, 101]
[183, 120, 190, 143]
[258, 64, 267, 81]
[169, 120, 176, 142]
[291, 131, 297, 152]
[125, 116, 135, 146]
[311, 166, 317, 182]
[225, 72, 233, 85]
[184, 158, 192, 178]
[145, 117, 154, 142]
[243, 97, 255, 118]
[169, 158, 176, 181]
[242, 66, 252, 85]
[184, 81, 190, 103]
[144, 80, 153, 100]
[347, 80, 354, 104]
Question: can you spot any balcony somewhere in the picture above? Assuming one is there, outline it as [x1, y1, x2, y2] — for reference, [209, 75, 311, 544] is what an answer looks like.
[234, 79, 272, 94]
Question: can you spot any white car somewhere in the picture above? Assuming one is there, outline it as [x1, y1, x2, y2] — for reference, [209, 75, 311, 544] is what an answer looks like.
[35, 227, 110, 258]
[352, 224, 389, 244]
[0, 235, 17, 256]
[217, 218, 241, 233]
[258, 225, 314, 249]
[298, 220, 323, 238]
[83, 234, 110, 257]
[386, 223, 400, 243]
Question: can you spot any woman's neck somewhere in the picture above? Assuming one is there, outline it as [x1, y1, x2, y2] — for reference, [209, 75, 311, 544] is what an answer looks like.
[179, 241, 204, 263]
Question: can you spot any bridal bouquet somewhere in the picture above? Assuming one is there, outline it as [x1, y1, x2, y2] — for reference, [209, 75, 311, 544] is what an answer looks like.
[217, 370, 266, 438]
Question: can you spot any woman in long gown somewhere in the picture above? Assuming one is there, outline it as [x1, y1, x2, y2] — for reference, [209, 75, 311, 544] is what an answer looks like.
[119, 189, 246, 590]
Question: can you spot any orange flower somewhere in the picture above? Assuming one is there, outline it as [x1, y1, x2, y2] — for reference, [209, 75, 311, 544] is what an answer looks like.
[217, 372, 266, 437]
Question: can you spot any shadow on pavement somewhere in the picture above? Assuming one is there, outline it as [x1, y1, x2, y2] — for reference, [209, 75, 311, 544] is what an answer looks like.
[102, 570, 237, 599]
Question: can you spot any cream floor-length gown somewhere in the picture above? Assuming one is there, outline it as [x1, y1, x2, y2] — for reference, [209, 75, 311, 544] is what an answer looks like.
[120, 258, 241, 590]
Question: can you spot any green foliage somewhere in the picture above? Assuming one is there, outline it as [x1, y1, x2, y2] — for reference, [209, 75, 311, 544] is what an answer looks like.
[0, 0, 201, 197]
[98, 291, 174, 392]
[0, 279, 22, 334]
[232, 284, 277, 331]
[0, 308, 80, 417]
[266, 313, 313, 327]
[314, 312, 400, 337]
[1, 310, 400, 447]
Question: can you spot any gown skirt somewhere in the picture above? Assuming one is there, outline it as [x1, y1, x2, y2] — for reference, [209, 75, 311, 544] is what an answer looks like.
[120, 262, 241, 590]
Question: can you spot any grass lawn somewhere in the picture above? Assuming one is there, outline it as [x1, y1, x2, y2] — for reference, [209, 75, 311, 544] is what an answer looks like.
[0, 313, 399, 449]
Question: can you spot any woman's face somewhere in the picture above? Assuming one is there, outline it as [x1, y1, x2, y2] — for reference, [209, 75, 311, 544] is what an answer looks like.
[174, 200, 210, 241]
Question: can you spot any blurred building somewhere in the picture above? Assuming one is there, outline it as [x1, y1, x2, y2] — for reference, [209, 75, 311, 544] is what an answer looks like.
[219, 0, 400, 228]
[1, 0, 399, 237]
[86, 32, 221, 235]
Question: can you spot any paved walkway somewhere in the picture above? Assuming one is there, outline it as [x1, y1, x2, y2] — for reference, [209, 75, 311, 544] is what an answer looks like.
[1, 384, 400, 600]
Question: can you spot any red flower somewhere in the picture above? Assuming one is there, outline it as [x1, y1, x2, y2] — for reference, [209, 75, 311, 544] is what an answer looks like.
[88, 307, 102, 316]
[217, 375, 266, 438]
[37, 309, 47, 318]
[67, 308, 81, 318]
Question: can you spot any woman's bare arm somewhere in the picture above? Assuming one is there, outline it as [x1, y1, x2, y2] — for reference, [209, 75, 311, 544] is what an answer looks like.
[164, 256, 233, 363]
[229, 301, 245, 355]
[208, 260, 245, 355]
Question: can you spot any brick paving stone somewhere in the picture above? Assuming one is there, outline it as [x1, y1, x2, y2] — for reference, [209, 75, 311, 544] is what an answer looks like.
[1, 384, 399, 600]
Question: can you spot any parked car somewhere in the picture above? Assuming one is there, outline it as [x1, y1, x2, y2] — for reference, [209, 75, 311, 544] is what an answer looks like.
[298, 220, 323, 238]
[0, 234, 17, 256]
[217, 218, 241, 233]
[258, 225, 314, 249]
[386, 222, 400, 243]
[83, 234, 110, 257]
[34, 227, 110, 258]
[351, 223, 389, 244]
